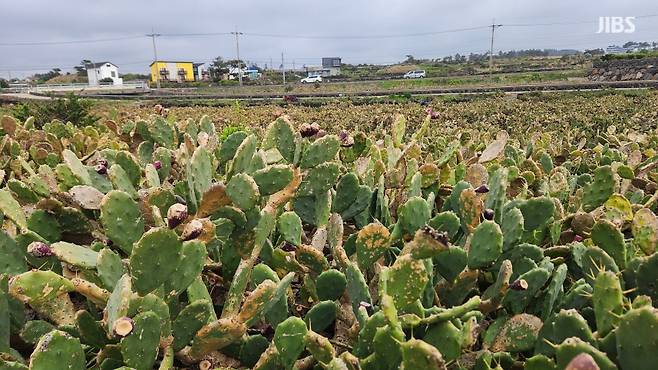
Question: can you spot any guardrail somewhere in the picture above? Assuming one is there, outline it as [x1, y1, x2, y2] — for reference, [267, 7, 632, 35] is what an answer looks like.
[6, 81, 149, 94]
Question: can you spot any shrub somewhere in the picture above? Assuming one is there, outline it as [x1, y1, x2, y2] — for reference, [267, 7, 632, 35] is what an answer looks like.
[11, 93, 99, 127]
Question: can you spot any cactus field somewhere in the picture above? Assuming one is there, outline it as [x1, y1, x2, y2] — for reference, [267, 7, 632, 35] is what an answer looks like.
[2, 93, 658, 370]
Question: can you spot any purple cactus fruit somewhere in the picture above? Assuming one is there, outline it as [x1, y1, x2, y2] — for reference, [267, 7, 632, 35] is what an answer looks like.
[565, 353, 599, 370]
[315, 129, 327, 138]
[153, 161, 162, 170]
[281, 241, 296, 252]
[510, 279, 529, 291]
[181, 219, 203, 241]
[359, 301, 374, 315]
[27, 242, 54, 258]
[167, 203, 188, 229]
[95, 164, 107, 175]
[474, 184, 490, 194]
[483, 208, 495, 221]
[574, 235, 584, 242]
[339, 130, 355, 147]
[112, 317, 134, 337]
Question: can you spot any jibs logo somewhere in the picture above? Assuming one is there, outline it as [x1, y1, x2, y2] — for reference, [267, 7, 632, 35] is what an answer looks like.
[597, 17, 636, 34]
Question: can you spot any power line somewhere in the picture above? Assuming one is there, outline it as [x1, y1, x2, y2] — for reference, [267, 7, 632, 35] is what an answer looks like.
[0, 35, 144, 47]
[243, 26, 490, 40]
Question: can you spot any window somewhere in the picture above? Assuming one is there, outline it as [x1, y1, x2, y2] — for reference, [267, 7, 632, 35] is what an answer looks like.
[111, 71, 116, 77]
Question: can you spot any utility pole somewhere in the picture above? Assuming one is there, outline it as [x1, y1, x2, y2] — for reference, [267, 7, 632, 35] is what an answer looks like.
[231, 27, 244, 86]
[146, 29, 162, 89]
[292, 59, 295, 72]
[270, 57, 273, 71]
[489, 20, 503, 79]
[281, 52, 286, 85]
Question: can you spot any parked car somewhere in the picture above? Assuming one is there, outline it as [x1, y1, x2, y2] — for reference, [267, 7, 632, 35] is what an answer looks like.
[403, 70, 426, 79]
[301, 75, 323, 83]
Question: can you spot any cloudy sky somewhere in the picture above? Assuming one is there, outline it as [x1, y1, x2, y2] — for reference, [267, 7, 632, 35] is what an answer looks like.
[1, 0, 657, 78]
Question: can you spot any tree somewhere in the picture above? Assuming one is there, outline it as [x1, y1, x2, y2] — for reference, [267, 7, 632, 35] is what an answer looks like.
[403, 55, 417, 64]
[0, 79, 8, 89]
[208, 57, 230, 82]
[74, 60, 92, 77]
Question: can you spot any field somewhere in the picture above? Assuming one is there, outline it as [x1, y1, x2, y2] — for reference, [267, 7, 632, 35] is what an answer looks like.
[1, 89, 658, 370]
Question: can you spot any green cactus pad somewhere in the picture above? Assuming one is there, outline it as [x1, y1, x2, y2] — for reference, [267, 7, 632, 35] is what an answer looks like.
[316, 269, 347, 301]
[356, 222, 390, 270]
[9, 270, 76, 326]
[304, 301, 337, 332]
[632, 208, 658, 255]
[100, 190, 144, 254]
[400, 338, 446, 370]
[263, 118, 297, 163]
[555, 337, 617, 370]
[422, 320, 462, 362]
[19, 320, 55, 345]
[105, 274, 133, 335]
[164, 240, 206, 296]
[300, 135, 340, 169]
[226, 173, 260, 211]
[615, 307, 658, 370]
[253, 164, 294, 196]
[297, 162, 341, 197]
[0, 231, 26, 275]
[114, 151, 142, 187]
[434, 246, 468, 282]
[591, 220, 626, 269]
[592, 270, 623, 337]
[502, 267, 551, 314]
[129, 227, 182, 295]
[29, 330, 86, 370]
[582, 165, 615, 212]
[187, 146, 213, 210]
[120, 311, 160, 370]
[75, 310, 109, 349]
[274, 316, 308, 369]
[0, 190, 27, 230]
[96, 248, 125, 291]
[386, 254, 429, 311]
[49, 242, 98, 269]
[172, 299, 213, 351]
[490, 314, 542, 352]
[468, 220, 503, 269]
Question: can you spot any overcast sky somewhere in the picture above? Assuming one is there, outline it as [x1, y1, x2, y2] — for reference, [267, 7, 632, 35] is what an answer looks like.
[1, 0, 657, 78]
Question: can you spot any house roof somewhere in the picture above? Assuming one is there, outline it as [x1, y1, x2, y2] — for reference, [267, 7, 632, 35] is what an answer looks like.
[85, 62, 116, 69]
[149, 60, 200, 66]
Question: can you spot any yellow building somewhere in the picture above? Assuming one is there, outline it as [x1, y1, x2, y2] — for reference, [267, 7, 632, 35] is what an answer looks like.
[149, 61, 203, 83]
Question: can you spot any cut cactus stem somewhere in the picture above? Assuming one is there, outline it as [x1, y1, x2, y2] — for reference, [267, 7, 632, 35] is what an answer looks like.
[113, 316, 134, 337]
[167, 203, 188, 229]
[27, 241, 54, 257]
[483, 208, 495, 220]
[199, 360, 212, 370]
[181, 219, 203, 241]
[422, 225, 449, 245]
[300, 122, 320, 137]
[475, 184, 490, 194]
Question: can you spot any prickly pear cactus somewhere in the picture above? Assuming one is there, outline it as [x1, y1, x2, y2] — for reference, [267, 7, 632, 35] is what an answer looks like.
[3, 110, 658, 370]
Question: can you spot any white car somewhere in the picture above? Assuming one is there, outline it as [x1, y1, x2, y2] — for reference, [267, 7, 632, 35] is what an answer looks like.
[301, 75, 323, 83]
[403, 70, 426, 79]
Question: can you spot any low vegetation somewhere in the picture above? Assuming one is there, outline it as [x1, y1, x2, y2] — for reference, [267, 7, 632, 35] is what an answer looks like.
[0, 91, 658, 369]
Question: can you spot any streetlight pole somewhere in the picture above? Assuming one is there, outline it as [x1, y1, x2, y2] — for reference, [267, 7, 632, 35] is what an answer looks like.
[231, 27, 244, 86]
[146, 29, 162, 89]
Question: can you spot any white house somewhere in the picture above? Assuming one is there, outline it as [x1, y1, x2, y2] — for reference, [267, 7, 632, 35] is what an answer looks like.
[86, 62, 122, 86]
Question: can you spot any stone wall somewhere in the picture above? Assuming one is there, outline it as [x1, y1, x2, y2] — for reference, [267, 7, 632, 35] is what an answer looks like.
[589, 58, 658, 81]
